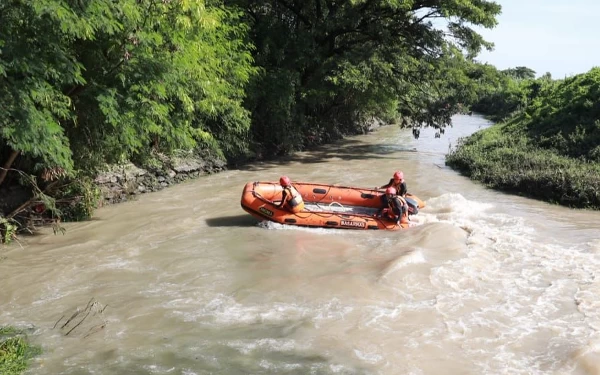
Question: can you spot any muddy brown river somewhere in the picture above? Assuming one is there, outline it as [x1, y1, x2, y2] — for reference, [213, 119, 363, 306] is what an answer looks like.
[2, 115, 600, 374]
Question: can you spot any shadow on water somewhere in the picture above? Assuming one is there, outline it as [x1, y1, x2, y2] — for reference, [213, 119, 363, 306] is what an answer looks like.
[91, 318, 372, 375]
[205, 214, 259, 228]
[97, 350, 365, 375]
[237, 138, 418, 172]
[83, 321, 372, 375]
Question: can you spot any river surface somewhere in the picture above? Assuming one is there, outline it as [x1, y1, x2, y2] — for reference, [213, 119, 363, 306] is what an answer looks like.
[2, 115, 600, 375]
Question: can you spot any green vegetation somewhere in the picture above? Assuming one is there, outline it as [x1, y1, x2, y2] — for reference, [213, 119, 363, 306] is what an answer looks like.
[229, 0, 501, 155]
[0, 216, 18, 244]
[1, 0, 257, 238]
[1, 0, 255, 176]
[1, 0, 598, 228]
[1, 0, 504, 240]
[0, 327, 41, 375]
[464, 63, 554, 122]
[447, 68, 600, 208]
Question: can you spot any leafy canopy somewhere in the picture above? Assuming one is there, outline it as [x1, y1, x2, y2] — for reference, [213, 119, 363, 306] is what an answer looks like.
[227, 0, 501, 155]
[0, 0, 255, 176]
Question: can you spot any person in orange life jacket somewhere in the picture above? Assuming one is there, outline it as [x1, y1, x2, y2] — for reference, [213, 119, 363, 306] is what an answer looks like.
[382, 187, 408, 225]
[377, 170, 408, 210]
[377, 170, 408, 196]
[276, 176, 305, 213]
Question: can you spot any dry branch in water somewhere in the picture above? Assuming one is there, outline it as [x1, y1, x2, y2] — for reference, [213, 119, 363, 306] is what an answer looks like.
[54, 297, 108, 338]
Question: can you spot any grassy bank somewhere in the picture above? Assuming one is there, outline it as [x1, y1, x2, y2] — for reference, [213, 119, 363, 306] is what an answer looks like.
[446, 67, 600, 209]
[0, 327, 40, 375]
[446, 120, 600, 209]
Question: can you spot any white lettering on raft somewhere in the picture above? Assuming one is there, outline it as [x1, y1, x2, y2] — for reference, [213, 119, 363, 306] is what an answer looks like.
[340, 220, 366, 228]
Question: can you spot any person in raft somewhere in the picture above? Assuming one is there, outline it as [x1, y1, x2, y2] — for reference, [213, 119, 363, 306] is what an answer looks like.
[377, 170, 408, 209]
[382, 187, 408, 225]
[276, 176, 305, 213]
[377, 170, 408, 197]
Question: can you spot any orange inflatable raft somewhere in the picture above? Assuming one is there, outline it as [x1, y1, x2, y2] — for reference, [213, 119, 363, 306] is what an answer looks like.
[240, 181, 426, 230]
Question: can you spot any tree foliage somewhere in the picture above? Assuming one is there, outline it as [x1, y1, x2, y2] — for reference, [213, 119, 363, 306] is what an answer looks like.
[0, 0, 256, 178]
[466, 62, 555, 122]
[502, 66, 536, 80]
[446, 67, 600, 209]
[227, 0, 501, 156]
[0, 0, 80, 174]
[1, 0, 503, 171]
[520, 67, 600, 161]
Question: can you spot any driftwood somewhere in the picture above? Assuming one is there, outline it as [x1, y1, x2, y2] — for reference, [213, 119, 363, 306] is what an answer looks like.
[6, 180, 61, 220]
[53, 297, 108, 338]
[0, 169, 66, 238]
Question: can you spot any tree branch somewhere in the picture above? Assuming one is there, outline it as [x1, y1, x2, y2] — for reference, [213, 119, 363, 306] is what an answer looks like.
[0, 150, 20, 186]
[414, 9, 439, 24]
[274, 0, 312, 27]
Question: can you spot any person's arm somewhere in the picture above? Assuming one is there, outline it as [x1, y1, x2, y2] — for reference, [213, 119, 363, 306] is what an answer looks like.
[392, 201, 402, 225]
[376, 179, 393, 190]
[400, 182, 408, 197]
[276, 190, 288, 208]
[393, 199, 402, 224]
[398, 196, 408, 212]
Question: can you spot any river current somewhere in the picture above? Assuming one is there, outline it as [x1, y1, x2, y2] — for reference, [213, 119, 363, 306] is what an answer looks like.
[1, 115, 600, 375]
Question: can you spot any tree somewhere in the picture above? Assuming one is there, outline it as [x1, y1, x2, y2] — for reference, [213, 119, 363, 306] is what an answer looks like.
[63, 0, 256, 171]
[227, 0, 501, 155]
[502, 66, 536, 80]
[1, 0, 256, 188]
[0, 0, 83, 184]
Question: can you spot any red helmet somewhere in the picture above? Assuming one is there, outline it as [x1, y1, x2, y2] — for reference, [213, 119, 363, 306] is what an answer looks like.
[393, 171, 404, 181]
[386, 187, 396, 195]
[279, 176, 291, 186]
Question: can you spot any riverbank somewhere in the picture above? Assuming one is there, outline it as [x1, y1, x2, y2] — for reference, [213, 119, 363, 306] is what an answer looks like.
[93, 150, 227, 206]
[0, 150, 228, 244]
[0, 119, 387, 243]
[446, 68, 600, 209]
[445, 119, 600, 209]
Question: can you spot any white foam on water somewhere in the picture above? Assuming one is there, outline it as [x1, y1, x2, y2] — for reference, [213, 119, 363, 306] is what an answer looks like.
[588, 239, 600, 254]
[377, 249, 426, 280]
[312, 298, 355, 324]
[258, 220, 336, 233]
[245, 192, 593, 373]
[165, 293, 312, 326]
[136, 191, 600, 374]
[239, 193, 600, 373]
[353, 346, 384, 365]
[376, 193, 600, 374]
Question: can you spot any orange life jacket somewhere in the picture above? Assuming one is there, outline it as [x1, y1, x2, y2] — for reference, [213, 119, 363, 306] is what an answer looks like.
[284, 186, 305, 213]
